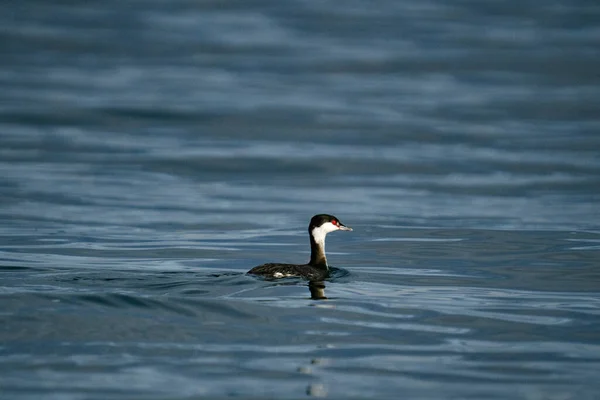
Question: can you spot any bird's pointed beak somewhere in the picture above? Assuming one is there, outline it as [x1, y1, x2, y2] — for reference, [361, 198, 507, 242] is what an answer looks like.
[338, 223, 352, 231]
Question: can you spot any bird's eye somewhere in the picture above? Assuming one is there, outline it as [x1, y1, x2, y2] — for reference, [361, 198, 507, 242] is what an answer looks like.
[332, 220, 338, 226]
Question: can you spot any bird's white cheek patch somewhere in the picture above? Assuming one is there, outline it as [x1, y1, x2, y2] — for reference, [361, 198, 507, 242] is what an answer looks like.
[311, 222, 338, 245]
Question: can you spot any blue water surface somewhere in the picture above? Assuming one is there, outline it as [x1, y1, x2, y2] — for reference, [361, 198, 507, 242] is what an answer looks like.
[1, 1, 599, 399]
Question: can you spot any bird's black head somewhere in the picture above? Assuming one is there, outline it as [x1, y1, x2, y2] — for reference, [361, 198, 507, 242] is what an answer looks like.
[308, 214, 352, 232]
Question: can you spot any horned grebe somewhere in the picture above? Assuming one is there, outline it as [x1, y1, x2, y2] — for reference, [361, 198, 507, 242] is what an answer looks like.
[247, 214, 352, 280]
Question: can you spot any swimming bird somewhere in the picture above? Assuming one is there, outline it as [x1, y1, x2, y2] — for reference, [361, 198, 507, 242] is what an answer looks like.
[247, 214, 352, 280]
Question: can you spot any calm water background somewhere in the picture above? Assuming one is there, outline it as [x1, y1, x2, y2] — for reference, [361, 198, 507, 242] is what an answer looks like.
[1, 1, 600, 399]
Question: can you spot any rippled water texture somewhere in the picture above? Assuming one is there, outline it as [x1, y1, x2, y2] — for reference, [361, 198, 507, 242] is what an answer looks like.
[1, 1, 600, 399]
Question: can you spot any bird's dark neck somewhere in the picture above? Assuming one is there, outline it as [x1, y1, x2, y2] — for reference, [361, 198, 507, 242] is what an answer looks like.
[309, 233, 328, 268]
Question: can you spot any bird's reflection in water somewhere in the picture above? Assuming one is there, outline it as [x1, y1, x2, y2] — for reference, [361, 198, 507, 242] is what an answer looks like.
[308, 281, 327, 300]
